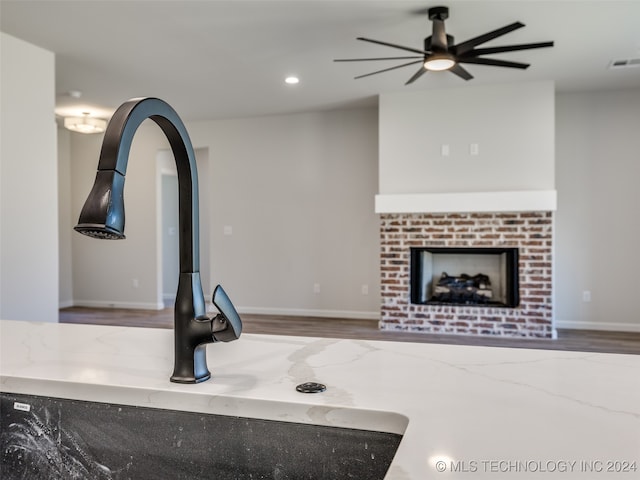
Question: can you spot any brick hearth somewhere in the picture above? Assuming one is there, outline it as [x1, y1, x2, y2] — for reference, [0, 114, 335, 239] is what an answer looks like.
[380, 212, 553, 338]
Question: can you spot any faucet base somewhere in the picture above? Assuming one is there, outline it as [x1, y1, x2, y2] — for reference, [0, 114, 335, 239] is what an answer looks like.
[170, 273, 212, 383]
[170, 343, 211, 384]
[170, 374, 211, 384]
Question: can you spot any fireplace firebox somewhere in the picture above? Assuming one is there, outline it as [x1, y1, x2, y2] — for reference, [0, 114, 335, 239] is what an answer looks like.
[410, 247, 519, 308]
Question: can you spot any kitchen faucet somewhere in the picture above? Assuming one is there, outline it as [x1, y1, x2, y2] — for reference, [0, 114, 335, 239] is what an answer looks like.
[74, 97, 242, 384]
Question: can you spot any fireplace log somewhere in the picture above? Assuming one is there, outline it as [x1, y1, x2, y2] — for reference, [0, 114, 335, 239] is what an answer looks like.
[431, 272, 493, 304]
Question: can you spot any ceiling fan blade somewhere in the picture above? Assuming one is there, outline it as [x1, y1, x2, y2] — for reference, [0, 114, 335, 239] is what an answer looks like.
[354, 60, 423, 80]
[334, 56, 424, 62]
[357, 37, 429, 56]
[449, 63, 473, 81]
[454, 22, 525, 55]
[431, 19, 448, 51]
[462, 41, 554, 57]
[405, 66, 428, 85]
[457, 57, 530, 69]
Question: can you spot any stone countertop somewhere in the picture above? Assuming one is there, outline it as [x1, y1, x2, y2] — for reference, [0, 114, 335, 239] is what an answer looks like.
[1, 319, 639, 479]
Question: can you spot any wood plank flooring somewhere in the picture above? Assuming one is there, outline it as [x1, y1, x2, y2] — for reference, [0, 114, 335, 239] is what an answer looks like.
[59, 307, 640, 355]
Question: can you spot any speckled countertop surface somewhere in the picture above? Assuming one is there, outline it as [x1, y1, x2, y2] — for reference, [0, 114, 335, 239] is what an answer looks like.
[1, 319, 639, 479]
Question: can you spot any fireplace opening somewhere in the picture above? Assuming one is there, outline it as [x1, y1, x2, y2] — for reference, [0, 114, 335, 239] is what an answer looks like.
[410, 247, 519, 308]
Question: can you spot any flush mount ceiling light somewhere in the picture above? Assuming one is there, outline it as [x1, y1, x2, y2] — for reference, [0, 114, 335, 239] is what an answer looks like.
[64, 112, 107, 134]
[284, 76, 300, 85]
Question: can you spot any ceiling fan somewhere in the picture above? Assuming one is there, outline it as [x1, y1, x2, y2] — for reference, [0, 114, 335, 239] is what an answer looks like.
[334, 6, 554, 84]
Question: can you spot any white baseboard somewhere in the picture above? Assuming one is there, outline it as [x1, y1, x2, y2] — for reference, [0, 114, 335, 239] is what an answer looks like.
[237, 306, 379, 321]
[73, 300, 165, 311]
[59, 300, 75, 309]
[67, 301, 378, 319]
[556, 319, 640, 333]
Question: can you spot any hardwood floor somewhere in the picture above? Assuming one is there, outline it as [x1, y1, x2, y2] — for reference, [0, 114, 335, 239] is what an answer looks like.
[59, 306, 640, 355]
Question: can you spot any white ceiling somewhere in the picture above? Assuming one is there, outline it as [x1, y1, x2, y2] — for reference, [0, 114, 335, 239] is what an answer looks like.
[2, 0, 639, 122]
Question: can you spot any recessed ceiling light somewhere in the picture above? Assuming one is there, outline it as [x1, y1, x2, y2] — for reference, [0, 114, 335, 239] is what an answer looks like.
[285, 76, 299, 85]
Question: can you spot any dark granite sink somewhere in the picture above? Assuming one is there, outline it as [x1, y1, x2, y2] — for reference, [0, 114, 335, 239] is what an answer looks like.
[1, 392, 402, 480]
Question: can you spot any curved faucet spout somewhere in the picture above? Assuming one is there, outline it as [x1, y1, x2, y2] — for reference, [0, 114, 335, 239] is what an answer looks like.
[75, 97, 242, 384]
[75, 97, 200, 274]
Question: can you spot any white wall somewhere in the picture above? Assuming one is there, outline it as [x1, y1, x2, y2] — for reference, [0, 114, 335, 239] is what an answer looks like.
[555, 88, 640, 331]
[68, 108, 380, 318]
[0, 33, 58, 322]
[379, 81, 555, 194]
[186, 108, 380, 318]
[58, 127, 73, 307]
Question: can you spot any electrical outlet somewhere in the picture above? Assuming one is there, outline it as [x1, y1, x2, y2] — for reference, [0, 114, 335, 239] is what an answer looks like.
[441, 144, 450, 157]
[223, 225, 233, 236]
[470, 143, 479, 156]
[582, 290, 592, 302]
[361, 284, 369, 295]
[132, 278, 139, 288]
[313, 283, 321, 294]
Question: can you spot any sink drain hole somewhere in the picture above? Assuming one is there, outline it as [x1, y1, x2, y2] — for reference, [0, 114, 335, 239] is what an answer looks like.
[296, 382, 326, 393]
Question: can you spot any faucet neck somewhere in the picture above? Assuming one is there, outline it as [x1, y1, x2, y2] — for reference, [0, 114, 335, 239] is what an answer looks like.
[98, 97, 200, 274]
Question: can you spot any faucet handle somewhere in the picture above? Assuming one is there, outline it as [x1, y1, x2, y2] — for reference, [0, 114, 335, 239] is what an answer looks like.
[211, 285, 243, 342]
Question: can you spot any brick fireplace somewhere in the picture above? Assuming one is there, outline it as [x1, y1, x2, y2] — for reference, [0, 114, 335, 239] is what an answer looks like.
[380, 211, 554, 338]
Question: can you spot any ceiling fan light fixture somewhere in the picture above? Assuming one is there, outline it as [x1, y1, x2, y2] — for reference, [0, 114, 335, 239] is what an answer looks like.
[64, 113, 107, 134]
[424, 54, 455, 71]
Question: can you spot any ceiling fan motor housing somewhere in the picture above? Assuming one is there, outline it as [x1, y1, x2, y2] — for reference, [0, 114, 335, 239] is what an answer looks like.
[424, 34, 455, 52]
[428, 6, 449, 21]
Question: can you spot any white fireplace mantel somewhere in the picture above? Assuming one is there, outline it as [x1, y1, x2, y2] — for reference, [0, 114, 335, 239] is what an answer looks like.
[375, 190, 557, 214]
